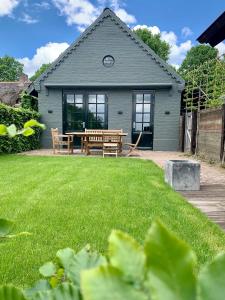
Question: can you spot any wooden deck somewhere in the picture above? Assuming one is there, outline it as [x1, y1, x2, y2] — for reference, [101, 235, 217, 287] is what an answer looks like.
[181, 184, 225, 230]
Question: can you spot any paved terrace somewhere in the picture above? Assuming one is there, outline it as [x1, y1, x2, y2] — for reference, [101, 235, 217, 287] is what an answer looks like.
[21, 149, 225, 230]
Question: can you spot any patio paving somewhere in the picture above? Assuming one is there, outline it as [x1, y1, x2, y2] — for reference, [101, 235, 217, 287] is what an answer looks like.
[20, 149, 225, 230]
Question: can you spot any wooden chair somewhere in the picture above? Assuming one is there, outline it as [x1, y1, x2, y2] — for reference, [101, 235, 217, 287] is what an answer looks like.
[51, 128, 73, 154]
[124, 132, 142, 157]
[102, 133, 121, 158]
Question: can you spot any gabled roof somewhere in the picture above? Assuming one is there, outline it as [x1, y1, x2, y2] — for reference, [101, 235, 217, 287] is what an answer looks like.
[197, 11, 225, 46]
[30, 7, 184, 91]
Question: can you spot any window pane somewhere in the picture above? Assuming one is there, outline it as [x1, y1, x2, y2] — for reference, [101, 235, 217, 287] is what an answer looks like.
[143, 123, 150, 132]
[136, 114, 142, 122]
[136, 104, 142, 113]
[97, 94, 105, 103]
[143, 114, 150, 122]
[66, 94, 74, 103]
[75, 103, 83, 109]
[136, 94, 143, 103]
[143, 104, 151, 113]
[97, 104, 105, 113]
[97, 114, 104, 122]
[89, 95, 96, 103]
[135, 123, 142, 131]
[144, 94, 151, 103]
[75, 95, 83, 103]
[88, 104, 96, 113]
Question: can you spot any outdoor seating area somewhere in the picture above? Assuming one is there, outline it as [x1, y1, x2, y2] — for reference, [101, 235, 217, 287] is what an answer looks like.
[51, 128, 140, 157]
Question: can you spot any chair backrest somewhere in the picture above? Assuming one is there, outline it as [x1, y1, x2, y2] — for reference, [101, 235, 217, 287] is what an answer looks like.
[85, 129, 123, 142]
[103, 133, 121, 143]
[51, 128, 59, 145]
[85, 129, 103, 141]
[134, 132, 142, 148]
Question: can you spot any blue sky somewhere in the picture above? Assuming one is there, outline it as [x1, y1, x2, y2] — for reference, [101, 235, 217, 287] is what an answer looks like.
[0, 0, 224, 76]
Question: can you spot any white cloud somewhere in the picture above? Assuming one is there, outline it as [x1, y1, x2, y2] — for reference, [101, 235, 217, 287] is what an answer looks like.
[18, 42, 69, 77]
[133, 24, 160, 35]
[19, 12, 38, 24]
[52, 0, 100, 26]
[215, 42, 225, 57]
[0, 0, 19, 16]
[169, 40, 192, 66]
[161, 31, 177, 45]
[35, 1, 51, 10]
[114, 8, 136, 23]
[133, 24, 193, 67]
[52, 0, 136, 31]
[181, 26, 193, 38]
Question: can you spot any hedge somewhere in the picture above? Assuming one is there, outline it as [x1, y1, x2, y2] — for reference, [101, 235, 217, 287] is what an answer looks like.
[0, 103, 42, 153]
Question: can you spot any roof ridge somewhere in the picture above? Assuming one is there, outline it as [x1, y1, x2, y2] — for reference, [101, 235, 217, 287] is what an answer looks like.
[33, 7, 184, 87]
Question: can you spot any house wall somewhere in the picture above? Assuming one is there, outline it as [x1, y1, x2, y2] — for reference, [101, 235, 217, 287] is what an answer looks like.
[38, 86, 181, 151]
[44, 16, 177, 86]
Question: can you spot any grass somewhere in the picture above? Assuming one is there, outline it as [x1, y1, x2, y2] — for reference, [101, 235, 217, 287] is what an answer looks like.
[0, 154, 225, 287]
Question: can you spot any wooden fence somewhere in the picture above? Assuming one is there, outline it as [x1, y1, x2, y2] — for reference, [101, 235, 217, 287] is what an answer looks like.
[183, 105, 225, 164]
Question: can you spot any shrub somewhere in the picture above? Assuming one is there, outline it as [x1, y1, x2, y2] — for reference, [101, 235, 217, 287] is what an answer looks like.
[0, 103, 42, 153]
[20, 91, 38, 111]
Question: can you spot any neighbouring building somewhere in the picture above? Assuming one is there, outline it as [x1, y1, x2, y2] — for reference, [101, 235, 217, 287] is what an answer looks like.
[28, 8, 185, 150]
[0, 74, 31, 106]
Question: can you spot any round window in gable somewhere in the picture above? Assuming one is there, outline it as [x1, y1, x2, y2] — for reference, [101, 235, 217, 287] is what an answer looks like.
[103, 55, 115, 67]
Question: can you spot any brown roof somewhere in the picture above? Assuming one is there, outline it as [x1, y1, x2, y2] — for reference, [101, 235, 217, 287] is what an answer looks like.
[0, 74, 31, 106]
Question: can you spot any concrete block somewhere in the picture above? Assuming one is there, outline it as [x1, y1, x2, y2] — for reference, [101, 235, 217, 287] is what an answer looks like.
[165, 160, 200, 191]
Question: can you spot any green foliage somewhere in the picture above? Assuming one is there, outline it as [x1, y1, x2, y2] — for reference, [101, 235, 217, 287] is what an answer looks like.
[133, 28, 170, 61]
[145, 221, 197, 300]
[39, 263, 57, 278]
[30, 64, 51, 82]
[0, 218, 31, 239]
[179, 45, 218, 74]
[0, 220, 220, 299]
[0, 219, 14, 238]
[21, 91, 38, 111]
[0, 56, 23, 81]
[0, 103, 42, 153]
[182, 57, 225, 110]
[0, 286, 26, 300]
[198, 252, 225, 300]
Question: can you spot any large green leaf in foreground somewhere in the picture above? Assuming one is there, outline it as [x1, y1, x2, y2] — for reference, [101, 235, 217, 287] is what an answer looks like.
[198, 252, 225, 300]
[81, 265, 148, 300]
[108, 230, 146, 283]
[145, 221, 197, 300]
[0, 286, 26, 300]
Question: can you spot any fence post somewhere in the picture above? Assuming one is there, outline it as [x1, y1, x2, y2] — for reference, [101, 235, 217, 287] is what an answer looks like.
[191, 111, 197, 154]
[220, 104, 225, 164]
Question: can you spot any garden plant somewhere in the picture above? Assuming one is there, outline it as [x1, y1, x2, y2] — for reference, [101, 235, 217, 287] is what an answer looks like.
[0, 221, 225, 299]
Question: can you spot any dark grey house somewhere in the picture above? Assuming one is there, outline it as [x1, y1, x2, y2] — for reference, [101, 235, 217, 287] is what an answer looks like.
[29, 8, 184, 150]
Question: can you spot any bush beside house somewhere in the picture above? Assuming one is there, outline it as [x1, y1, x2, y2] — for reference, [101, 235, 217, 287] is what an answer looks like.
[0, 103, 42, 153]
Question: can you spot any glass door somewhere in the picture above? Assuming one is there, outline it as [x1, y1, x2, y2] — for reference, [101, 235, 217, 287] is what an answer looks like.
[63, 92, 108, 146]
[64, 93, 85, 132]
[132, 92, 154, 149]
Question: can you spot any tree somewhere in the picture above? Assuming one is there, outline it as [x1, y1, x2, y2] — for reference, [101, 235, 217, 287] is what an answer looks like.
[0, 55, 23, 81]
[179, 44, 218, 74]
[30, 63, 51, 81]
[133, 28, 170, 61]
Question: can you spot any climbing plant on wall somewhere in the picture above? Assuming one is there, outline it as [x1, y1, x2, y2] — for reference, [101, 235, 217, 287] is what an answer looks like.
[182, 56, 225, 111]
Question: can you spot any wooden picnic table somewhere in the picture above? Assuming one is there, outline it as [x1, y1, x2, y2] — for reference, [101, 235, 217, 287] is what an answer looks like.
[65, 131, 128, 155]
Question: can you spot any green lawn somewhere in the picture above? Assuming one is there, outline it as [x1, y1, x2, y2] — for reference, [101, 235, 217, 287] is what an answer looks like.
[0, 155, 225, 287]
